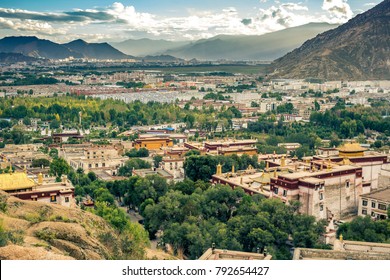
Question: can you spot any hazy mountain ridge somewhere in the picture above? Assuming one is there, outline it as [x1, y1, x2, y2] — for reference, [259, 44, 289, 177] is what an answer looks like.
[269, 0, 390, 80]
[162, 23, 338, 61]
[140, 54, 184, 62]
[111, 38, 188, 56]
[0, 22, 339, 62]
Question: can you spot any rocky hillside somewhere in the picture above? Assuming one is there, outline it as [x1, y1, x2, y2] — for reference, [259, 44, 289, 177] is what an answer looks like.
[0, 191, 144, 260]
[269, 0, 390, 80]
[0, 52, 40, 63]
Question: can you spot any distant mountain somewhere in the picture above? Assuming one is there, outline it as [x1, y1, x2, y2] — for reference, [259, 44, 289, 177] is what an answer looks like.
[0, 36, 82, 59]
[0, 36, 132, 60]
[0, 52, 40, 63]
[140, 55, 184, 62]
[63, 39, 131, 60]
[269, 0, 390, 80]
[111, 38, 188, 56]
[162, 23, 338, 61]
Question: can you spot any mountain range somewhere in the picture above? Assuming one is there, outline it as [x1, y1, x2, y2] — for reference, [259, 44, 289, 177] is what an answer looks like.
[0, 23, 340, 62]
[0, 36, 130, 60]
[269, 0, 390, 80]
[162, 23, 338, 61]
[0, 0, 388, 82]
[111, 23, 338, 61]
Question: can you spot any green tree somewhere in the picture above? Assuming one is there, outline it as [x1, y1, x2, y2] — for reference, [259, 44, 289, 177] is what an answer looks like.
[118, 159, 152, 176]
[49, 158, 70, 178]
[337, 216, 390, 243]
[153, 155, 163, 168]
[49, 148, 58, 159]
[314, 100, 320, 111]
[50, 119, 60, 129]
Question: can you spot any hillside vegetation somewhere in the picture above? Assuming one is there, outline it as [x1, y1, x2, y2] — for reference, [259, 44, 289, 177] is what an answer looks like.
[0, 191, 148, 260]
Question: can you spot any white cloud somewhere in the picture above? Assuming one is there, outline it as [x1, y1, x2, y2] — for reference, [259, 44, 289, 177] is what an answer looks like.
[107, 2, 158, 29]
[280, 3, 309, 11]
[0, 1, 359, 41]
[0, 17, 67, 35]
[322, 0, 353, 23]
[363, 2, 377, 7]
[249, 3, 316, 33]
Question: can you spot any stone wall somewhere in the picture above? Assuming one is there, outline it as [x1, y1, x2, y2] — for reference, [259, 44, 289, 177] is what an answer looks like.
[323, 174, 361, 219]
[294, 248, 390, 260]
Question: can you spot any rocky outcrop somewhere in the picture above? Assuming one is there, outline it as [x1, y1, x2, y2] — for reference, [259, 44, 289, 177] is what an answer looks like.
[269, 0, 390, 80]
[0, 191, 125, 260]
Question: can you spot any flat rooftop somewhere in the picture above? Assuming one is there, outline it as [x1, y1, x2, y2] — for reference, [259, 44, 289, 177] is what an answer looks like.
[361, 188, 390, 202]
[199, 248, 272, 260]
[294, 240, 390, 260]
[205, 139, 257, 145]
[280, 165, 358, 180]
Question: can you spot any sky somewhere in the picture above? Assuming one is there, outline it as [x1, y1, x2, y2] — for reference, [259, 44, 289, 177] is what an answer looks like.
[0, 0, 381, 42]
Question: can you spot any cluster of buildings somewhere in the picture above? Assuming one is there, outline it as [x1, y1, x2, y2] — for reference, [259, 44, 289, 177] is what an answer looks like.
[211, 143, 390, 226]
[59, 142, 129, 179]
[1, 127, 389, 226]
[185, 138, 257, 155]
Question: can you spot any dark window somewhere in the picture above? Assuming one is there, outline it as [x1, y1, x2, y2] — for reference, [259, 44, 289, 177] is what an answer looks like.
[378, 204, 387, 211]
[362, 209, 367, 215]
[371, 202, 376, 208]
[345, 180, 350, 188]
[273, 187, 278, 195]
[283, 190, 287, 197]
[320, 204, 324, 211]
[65, 197, 69, 203]
[362, 200, 368, 206]
[319, 192, 324, 200]
[50, 195, 57, 202]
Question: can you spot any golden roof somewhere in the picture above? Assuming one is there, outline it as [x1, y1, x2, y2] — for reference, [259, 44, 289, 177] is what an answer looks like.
[338, 143, 367, 152]
[0, 172, 36, 191]
[252, 172, 272, 184]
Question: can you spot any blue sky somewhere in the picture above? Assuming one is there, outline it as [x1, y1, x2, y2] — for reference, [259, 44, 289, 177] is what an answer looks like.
[0, 1, 380, 42]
